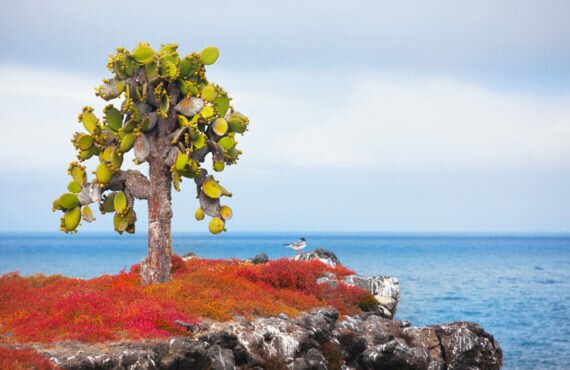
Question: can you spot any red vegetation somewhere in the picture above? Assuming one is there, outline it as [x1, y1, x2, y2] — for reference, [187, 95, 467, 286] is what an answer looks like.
[0, 347, 59, 369]
[0, 257, 371, 344]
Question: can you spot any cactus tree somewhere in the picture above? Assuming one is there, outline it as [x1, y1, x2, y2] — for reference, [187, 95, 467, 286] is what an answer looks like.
[52, 43, 249, 284]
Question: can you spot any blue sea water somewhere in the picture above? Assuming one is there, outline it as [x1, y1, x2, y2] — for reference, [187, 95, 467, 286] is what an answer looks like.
[0, 232, 569, 369]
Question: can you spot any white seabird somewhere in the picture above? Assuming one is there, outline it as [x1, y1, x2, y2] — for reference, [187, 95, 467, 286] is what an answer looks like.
[283, 238, 306, 253]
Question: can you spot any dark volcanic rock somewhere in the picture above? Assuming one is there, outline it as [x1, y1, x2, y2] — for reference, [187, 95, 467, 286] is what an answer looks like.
[252, 253, 269, 264]
[433, 322, 503, 370]
[358, 340, 430, 370]
[41, 309, 502, 370]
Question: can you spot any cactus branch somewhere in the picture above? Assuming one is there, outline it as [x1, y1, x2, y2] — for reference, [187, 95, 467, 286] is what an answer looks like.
[123, 170, 151, 200]
[78, 170, 150, 206]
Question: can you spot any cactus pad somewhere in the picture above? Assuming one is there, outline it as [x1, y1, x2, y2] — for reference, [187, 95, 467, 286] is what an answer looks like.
[208, 217, 224, 234]
[195, 208, 205, 221]
[199, 46, 219, 65]
[132, 43, 155, 65]
[113, 191, 128, 214]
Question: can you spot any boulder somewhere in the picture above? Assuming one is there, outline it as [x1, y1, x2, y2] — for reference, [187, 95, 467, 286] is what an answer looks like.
[292, 248, 341, 267]
[251, 252, 269, 264]
[344, 275, 400, 319]
[432, 322, 503, 370]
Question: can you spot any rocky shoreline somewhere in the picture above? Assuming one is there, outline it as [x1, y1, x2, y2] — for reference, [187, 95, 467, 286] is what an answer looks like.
[6, 249, 503, 369]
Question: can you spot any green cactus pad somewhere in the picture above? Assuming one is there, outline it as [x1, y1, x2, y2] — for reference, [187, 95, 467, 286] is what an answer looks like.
[52, 198, 63, 212]
[114, 191, 128, 214]
[79, 107, 99, 134]
[226, 147, 240, 162]
[199, 46, 219, 65]
[78, 146, 99, 161]
[193, 133, 206, 149]
[177, 79, 198, 96]
[172, 169, 181, 191]
[59, 193, 80, 209]
[110, 148, 123, 170]
[100, 193, 116, 213]
[227, 112, 249, 133]
[179, 54, 202, 78]
[160, 53, 180, 67]
[103, 105, 123, 131]
[63, 206, 81, 232]
[96, 162, 113, 184]
[75, 134, 94, 151]
[201, 106, 214, 119]
[144, 61, 159, 81]
[120, 133, 136, 153]
[175, 153, 189, 171]
[159, 60, 178, 81]
[67, 181, 82, 194]
[213, 160, 225, 172]
[214, 94, 230, 117]
[159, 93, 170, 117]
[68, 163, 87, 185]
[217, 136, 236, 150]
[159, 43, 178, 55]
[201, 85, 217, 102]
[132, 43, 155, 65]
[122, 119, 137, 133]
[130, 105, 142, 122]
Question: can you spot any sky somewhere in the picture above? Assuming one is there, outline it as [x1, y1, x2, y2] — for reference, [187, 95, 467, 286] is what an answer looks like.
[0, 0, 569, 233]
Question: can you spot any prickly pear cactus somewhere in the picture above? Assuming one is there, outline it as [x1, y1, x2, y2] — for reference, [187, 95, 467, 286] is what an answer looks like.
[53, 43, 249, 236]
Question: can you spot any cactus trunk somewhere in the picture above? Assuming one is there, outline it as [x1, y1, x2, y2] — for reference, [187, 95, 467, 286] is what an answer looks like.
[140, 110, 177, 285]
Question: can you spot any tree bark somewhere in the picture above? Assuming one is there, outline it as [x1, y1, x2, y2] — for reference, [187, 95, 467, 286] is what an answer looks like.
[140, 109, 177, 285]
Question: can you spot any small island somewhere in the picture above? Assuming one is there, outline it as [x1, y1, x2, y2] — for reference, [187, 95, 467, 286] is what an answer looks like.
[0, 249, 502, 369]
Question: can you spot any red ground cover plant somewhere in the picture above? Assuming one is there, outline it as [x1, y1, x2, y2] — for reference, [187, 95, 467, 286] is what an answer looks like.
[0, 257, 371, 344]
[0, 347, 59, 369]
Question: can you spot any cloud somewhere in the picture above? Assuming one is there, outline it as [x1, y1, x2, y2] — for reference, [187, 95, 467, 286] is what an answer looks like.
[225, 71, 570, 170]
[0, 67, 101, 169]
[1, 0, 570, 89]
[1, 66, 569, 173]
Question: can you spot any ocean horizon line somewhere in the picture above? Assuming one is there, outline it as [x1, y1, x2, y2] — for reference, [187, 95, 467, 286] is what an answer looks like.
[0, 230, 569, 238]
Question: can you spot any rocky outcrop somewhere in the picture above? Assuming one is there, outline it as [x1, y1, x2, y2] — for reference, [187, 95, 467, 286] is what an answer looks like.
[294, 249, 400, 319]
[292, 248, 341, 267]
[343, 275, 400, 319]
[39, 308, 502, 370]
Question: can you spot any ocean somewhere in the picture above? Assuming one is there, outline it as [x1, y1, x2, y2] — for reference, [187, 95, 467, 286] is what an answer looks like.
[0, 232, 568, 369]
